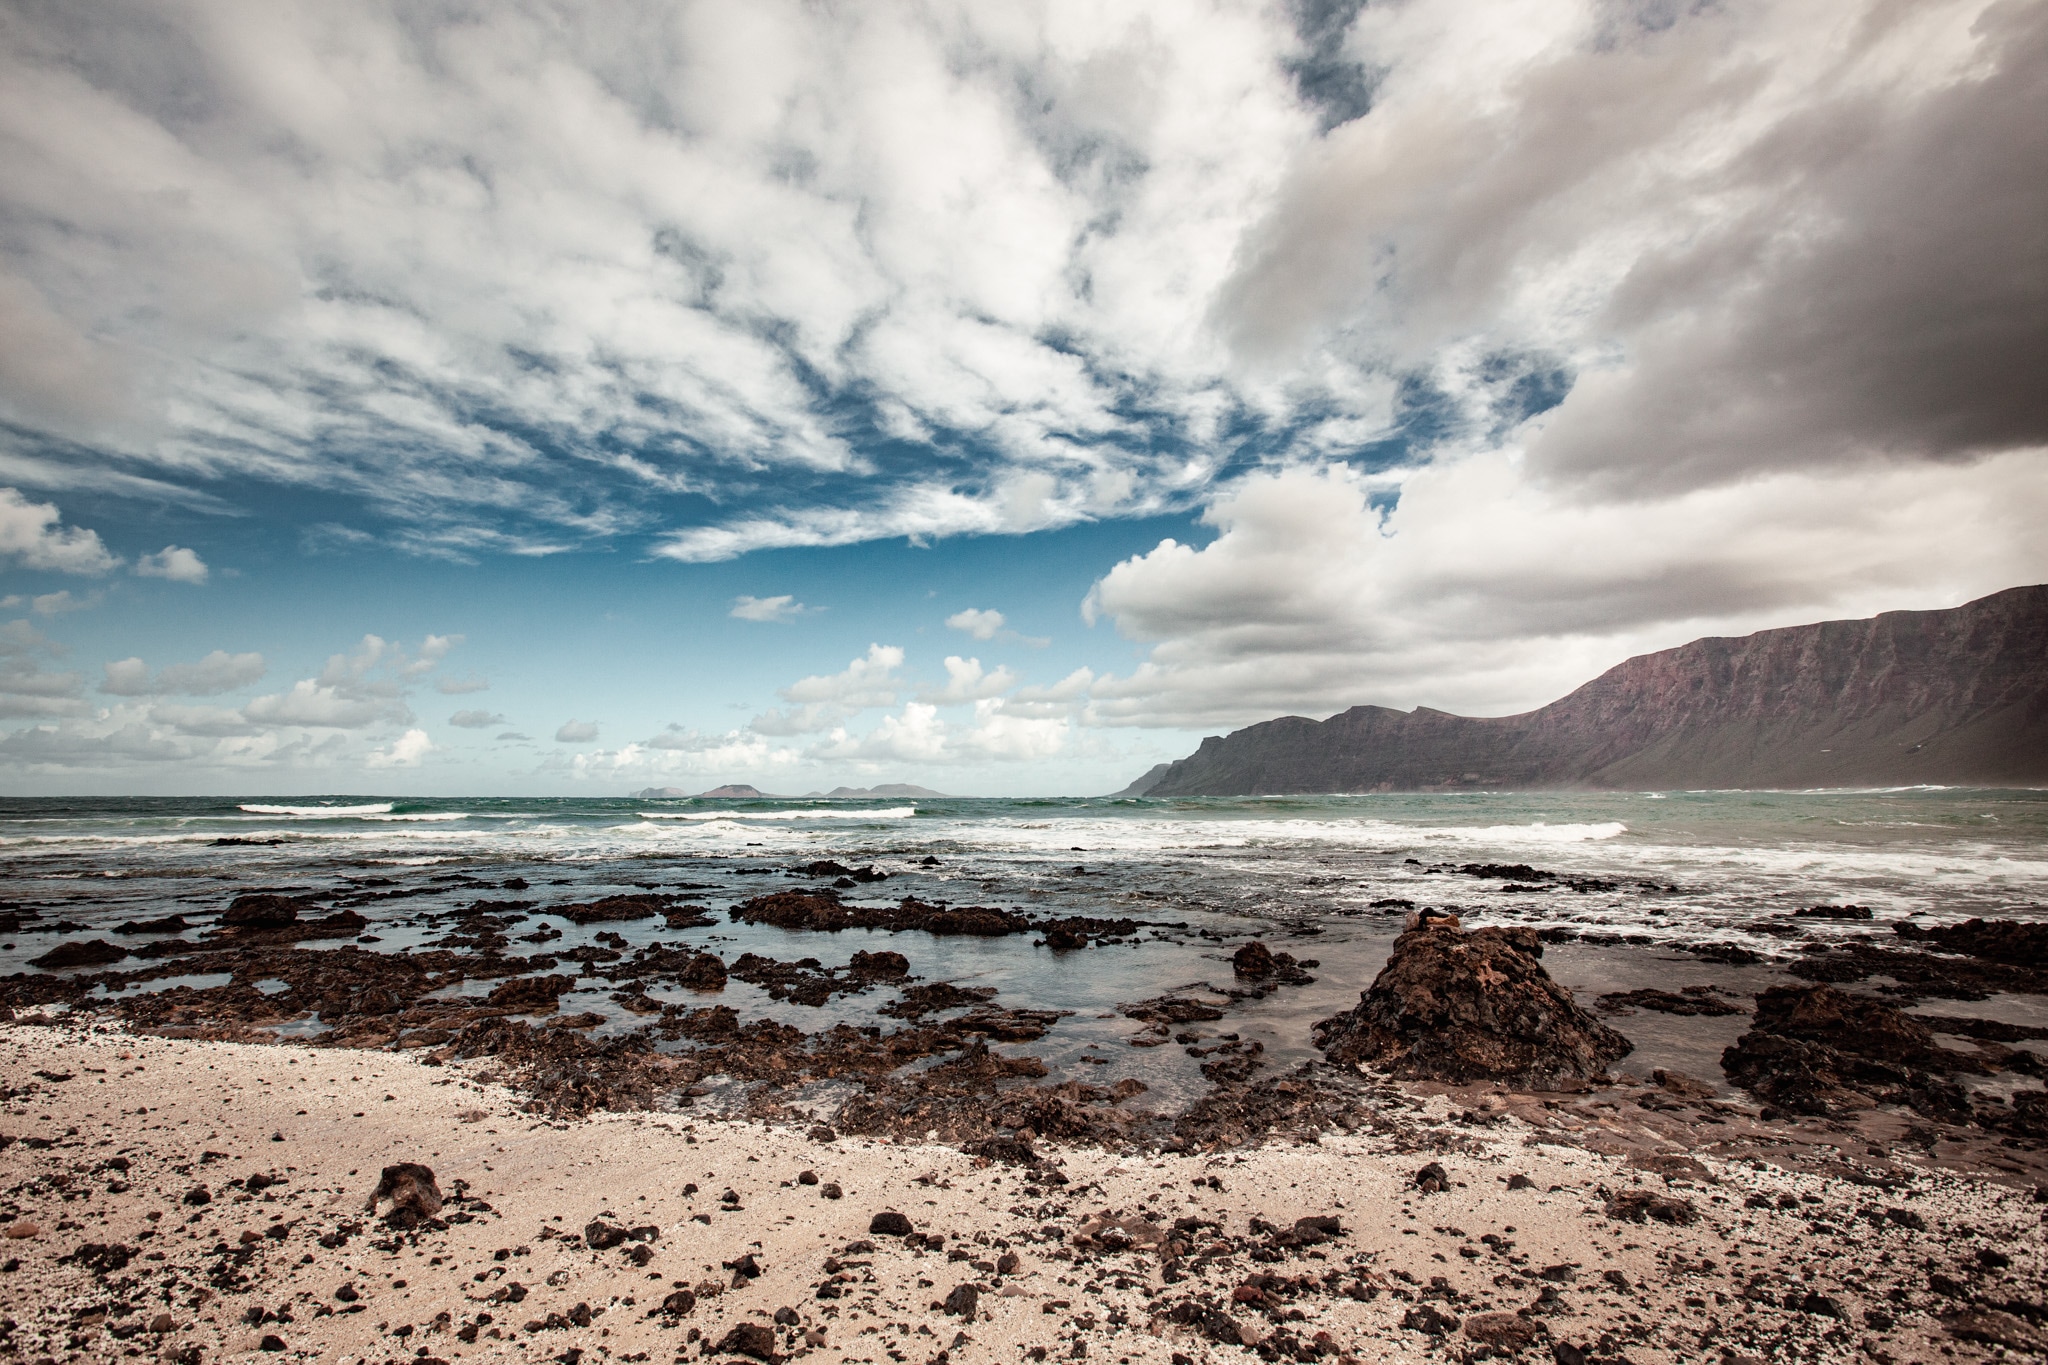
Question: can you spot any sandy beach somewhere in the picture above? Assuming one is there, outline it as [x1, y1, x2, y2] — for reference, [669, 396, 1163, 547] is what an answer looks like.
[3, 1017, 2042, 1365]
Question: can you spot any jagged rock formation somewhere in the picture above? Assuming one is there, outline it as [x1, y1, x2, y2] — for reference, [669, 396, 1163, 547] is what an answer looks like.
[1134, 585, 2048, 794]
[1312, 916, 1633, 1088]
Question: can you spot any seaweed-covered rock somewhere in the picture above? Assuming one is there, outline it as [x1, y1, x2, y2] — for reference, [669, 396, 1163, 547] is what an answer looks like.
[1311, 918, 1632, 1087]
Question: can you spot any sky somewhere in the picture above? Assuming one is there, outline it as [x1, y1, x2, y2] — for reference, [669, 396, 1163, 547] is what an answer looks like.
[0, 0, 2043, 797]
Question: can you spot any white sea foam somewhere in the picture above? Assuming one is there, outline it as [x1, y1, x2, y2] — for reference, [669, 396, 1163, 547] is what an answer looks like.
[238, 803, 395, 817]
[636, 807, 916, 822]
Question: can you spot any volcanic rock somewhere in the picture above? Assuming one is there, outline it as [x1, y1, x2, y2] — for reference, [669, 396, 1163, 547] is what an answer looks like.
[222, 894, 315, 929]
[730, 892, 1028, 936]
[714, 1322, 779, 1361]
[1596, 987, 1741, 1017]
[555, 894, 666, 925]
[364, 1162, 443, 1228]
[1312, 918, 1633, 1087]
[1720, 984, 1980, 1122]
[485, 974, 575, 1012]
[1894, 916, 2048, 966]
[113, 914, 192, 935]
[28, 939, 129, 970]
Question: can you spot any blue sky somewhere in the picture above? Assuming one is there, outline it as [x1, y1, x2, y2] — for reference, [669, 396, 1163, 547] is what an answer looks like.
[0, 0, 2042, 795]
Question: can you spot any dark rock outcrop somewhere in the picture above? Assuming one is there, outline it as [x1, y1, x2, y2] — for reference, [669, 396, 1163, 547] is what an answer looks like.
[1312, 917, 1632, 1087]
[222, 894, 314, 930]
[729, 893, 1028, 936]
[1131, 584, 2048, 793]
[1719, 984, 1979, 1122]
[28, 939, 129, 970]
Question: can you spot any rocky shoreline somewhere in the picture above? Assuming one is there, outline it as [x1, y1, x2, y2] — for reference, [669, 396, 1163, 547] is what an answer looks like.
[3, 869, 2046, 1360]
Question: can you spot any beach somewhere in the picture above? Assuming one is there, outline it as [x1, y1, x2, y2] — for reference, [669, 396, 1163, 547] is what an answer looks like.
[2, 791, 2046, 1361]
[5, 1018, 2043, 1365]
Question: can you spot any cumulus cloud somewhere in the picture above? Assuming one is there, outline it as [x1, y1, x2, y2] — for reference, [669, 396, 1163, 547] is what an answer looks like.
[366, 728, 435, 768]
[401, 634, 463, 678]
[134, 545, 208, 583]
[435, 675, 490, 694]
[555, 719, 600, 743]
[918, 656, 1018, 705]
[448, 709, 508, 729]
[562, 728, 798, 781]
[1082, 457, 2048, 729]
[244, 679, 408, 730]
[0, 488, 117, 574]
[945, 609, 1005, 640]
[730, 595, 810, 623]
[749, 644, 904, 735]
[808, 699, 1068, 765]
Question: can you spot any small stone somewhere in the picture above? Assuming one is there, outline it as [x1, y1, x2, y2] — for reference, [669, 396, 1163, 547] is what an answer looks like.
[797, 1171, 819, 1186]
[2, 1223, 40, 1240]
[869, 1211, 913, 1236]
[148, 1313, 175, 1333]
[821, 1182, 843, 1200]
[258, 1334, 286, 1352]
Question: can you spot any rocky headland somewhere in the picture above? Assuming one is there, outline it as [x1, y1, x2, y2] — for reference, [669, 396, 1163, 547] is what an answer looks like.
[1122, 583, 2048, 794]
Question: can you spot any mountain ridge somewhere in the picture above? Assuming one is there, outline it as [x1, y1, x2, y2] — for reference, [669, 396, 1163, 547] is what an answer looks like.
[1124, 585, 2048, 795]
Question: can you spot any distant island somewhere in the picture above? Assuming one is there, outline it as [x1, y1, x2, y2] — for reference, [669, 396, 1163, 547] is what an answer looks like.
[633, 783, 949, 799]
[1119, 584, 2048, 795]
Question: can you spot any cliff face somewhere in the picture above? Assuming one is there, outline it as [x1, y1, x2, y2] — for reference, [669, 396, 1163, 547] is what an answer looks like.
[1135, 585, 2048, 795]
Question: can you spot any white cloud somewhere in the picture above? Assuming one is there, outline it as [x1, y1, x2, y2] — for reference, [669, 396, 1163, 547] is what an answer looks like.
[148, 703, 260, 738]
[563, 729, 800, 781]
[244, 679, 408, 729]
[945, 608, 1005, 640]
[555, 719, 599, 743]
[750, 643, 905, 734]
[1081, 455, 2048, 729]
[102, 649, 268, 698]
[100, 657, 150, 697]
[0, 488, 117, 574]
[366, 728, 435, 768]
[730, 594, 810, 623]
[436, 674, 490, 694]
[401, 633, 463, 677]
[448, 709, 507, 729]
[158, 650, 265, 695]
[134, 545, 208, 584]
[31, 589, 98, 615]
[807, 699, 1068, 765]
[918, 656, 1018, 705]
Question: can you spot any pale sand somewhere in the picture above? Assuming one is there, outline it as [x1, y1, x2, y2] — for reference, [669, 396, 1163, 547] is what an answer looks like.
[1, 1019, 2040, 1365]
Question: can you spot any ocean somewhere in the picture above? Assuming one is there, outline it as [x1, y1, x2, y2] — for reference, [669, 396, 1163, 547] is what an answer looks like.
[5, 788, 2045, 1109]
